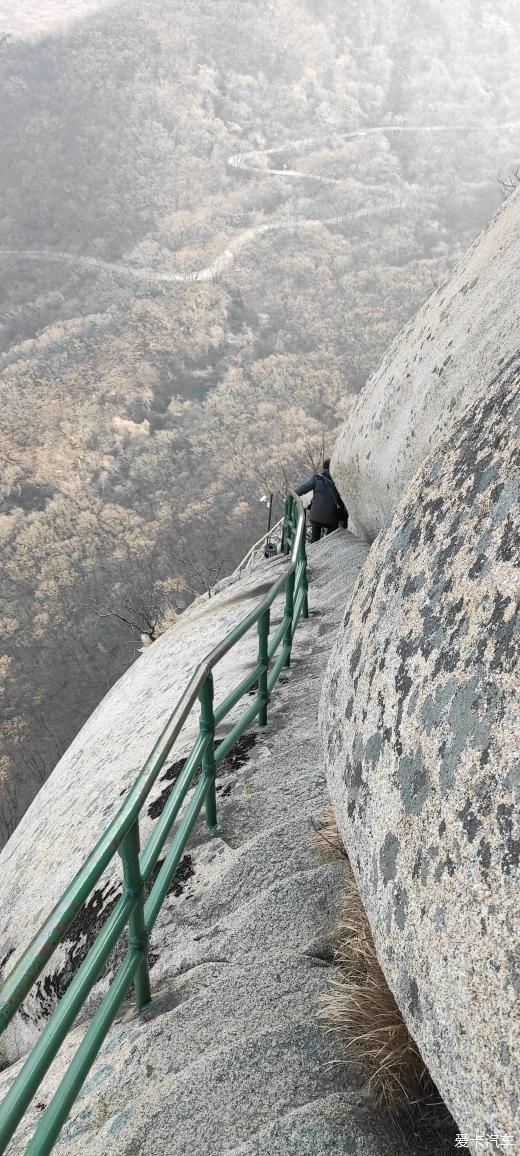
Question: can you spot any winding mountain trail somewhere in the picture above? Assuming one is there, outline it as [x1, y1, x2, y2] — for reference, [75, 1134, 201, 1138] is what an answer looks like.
[1, 124, 517, 285]
[226, 123, 477, 181]
[0, 205, 402, 286]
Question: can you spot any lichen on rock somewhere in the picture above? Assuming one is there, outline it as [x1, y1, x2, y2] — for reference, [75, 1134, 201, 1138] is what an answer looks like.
[321, 360, 520, 1143]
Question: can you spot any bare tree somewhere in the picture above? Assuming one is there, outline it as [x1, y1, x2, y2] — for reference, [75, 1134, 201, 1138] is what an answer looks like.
[89, 572, 171, 643]
[178, 552, 225, 598]
[496, 167, 520, 199]
[302, 431, 327, 473]
[253, 457, 292, 505]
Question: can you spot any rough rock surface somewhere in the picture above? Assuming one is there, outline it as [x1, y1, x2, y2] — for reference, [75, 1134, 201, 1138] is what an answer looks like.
[0, 533, 415, 1156]
[0, 553, 295, 1064]
[330, 188, 520, 540]
[321, 363, 520, 1147]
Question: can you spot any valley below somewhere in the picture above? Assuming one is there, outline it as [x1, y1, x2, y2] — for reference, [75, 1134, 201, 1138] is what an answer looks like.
[1, 0, 520, 839]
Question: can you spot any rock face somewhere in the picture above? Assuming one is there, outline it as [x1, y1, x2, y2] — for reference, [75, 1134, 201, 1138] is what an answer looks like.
[0, 556, 297, 1065]
[1, 532, 418, 1156]
[321, 362, 520, 1144]
[331, 188, 520, 540]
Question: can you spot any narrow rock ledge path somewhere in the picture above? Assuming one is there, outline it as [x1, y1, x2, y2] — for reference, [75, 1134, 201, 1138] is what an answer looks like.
[0, 531, 428, 1156]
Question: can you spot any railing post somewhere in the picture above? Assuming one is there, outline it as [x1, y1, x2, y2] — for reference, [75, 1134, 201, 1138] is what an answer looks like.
[299, 528, 309, 619]
[257, 608, 270, 726]
[283, 569, 295, 667]
[199, 674, 218, 832]
[119, 820, 151, 1011]
[282, 493, 292, 555]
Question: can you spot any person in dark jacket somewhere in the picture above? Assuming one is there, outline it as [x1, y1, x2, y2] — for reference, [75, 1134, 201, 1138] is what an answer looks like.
[295, 459, 348, 542]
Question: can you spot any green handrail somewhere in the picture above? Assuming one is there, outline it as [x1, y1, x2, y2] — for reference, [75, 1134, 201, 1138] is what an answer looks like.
[0, 491, 308, 1155]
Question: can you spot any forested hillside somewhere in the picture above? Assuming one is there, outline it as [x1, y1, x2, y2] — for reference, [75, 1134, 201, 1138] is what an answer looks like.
[1, 0, 520, 840]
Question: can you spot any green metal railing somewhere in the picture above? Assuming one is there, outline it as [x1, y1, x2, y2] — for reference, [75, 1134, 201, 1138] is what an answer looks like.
[0, 491, 308, 1155]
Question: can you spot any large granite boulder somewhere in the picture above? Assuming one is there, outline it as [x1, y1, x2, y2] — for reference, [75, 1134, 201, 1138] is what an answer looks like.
[331, 188, 520, 540]
[321, 362, 519, 1145]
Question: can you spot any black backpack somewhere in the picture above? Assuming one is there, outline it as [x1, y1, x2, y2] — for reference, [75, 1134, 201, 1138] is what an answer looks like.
[320, 473, 348, 521]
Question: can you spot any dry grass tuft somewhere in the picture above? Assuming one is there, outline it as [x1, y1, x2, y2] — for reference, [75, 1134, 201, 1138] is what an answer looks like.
[321, 858, 429, 1109]
[314, 808, 459, 1148]
[311, 804, 346, 861]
